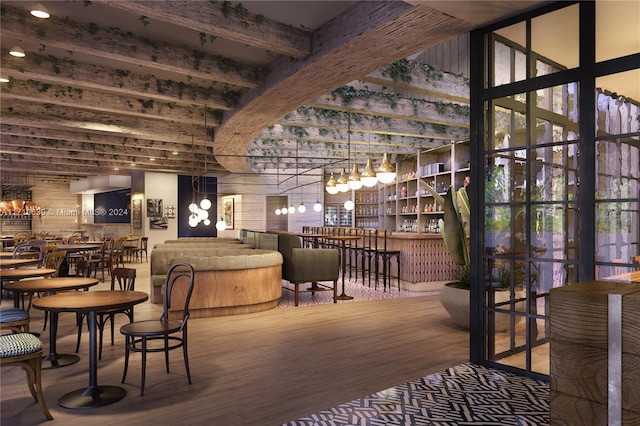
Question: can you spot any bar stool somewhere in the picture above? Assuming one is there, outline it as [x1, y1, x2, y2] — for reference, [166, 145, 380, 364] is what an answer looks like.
[375, 230, 401, 291]
[361, 228, 378, 287]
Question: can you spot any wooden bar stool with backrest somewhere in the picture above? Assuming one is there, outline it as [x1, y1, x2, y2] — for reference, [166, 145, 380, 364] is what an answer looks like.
[0, 333, 53, 420]
[120, 263, 195, 396]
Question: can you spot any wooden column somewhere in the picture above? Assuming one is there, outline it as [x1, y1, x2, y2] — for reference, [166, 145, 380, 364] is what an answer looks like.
[549, 281, 640, 425]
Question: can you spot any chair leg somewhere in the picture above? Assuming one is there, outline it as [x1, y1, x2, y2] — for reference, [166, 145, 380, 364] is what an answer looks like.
[18, 356, 53, 420]
[183, 329, 191, 385]
[141, 337, 147, 396]
[121, 336, 130, 384]
[333, 280, 337, 303]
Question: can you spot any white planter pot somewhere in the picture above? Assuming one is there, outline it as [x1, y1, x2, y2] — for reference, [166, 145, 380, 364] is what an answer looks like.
[439, 282, 525, 332]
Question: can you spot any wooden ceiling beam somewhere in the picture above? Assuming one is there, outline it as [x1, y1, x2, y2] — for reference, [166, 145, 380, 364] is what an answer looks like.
[1, 124, 211, 156]
[308, 92, 470, 128]
[2, 102, 210, 145]
[214, 2, 473, 173]
[0, 135, 214, 164]
[98, 0, 311, 58]
[1, 5, 262, 89]
[1, 52, 231, 110]
[278, 109, 469, 140]
[1, 80, 221, 126]
[362, 64, 470, 104]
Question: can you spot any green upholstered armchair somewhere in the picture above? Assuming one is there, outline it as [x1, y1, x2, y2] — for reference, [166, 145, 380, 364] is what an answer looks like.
[277, 233, 339, 306]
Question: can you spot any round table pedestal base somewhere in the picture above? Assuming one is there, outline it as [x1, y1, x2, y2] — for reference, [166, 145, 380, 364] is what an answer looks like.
[59, 385, 126, 409]
[336, 294, 354, 301]
[42, 353, 80, 369]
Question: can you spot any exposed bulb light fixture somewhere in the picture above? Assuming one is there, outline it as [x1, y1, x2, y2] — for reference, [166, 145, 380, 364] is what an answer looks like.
[344, 199, 354, 211]
[288, 204, 295, 214]
[361, 158, 378, 187]
[9, 45, 25, 58]
[376, 153, 396, 184]
[215, 217, 227, 231]
[313, 200, 323, 212]
[336, 168, 349, 193]
[325, 172, 339, 194]
[281, 206, 288, 215]
[298, 202, 306, 213]
[199, 196, 211, 210]
[30, 4, 50, 19]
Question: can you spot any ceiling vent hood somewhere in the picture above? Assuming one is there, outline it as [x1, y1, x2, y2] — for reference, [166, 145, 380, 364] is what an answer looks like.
[70, 175, 131, 194]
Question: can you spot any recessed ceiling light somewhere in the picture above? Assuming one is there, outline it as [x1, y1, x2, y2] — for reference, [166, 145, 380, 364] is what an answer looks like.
[30, 4, 50, 19]
[0, 77, 9, 83]
[149, 157, 155, 161]
[9, 45, 25, 58]
[130, 162, 136, 167]
[172, 151, 179, 155]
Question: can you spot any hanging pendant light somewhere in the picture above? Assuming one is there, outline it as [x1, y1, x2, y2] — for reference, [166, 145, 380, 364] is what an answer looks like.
[344, 112, 362, 190]
[275, 208, 281, 215]
[325, 172, 339, 194]
[344, 199, 354, 211]
[348, 163, 363, 190]
[377, 152, 396, 184]
[336, 168, 349, 192]
[361, 158, 378, 187]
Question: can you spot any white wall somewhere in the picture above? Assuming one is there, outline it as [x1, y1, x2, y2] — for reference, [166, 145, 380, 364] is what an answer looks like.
[143, 172, 178, 250]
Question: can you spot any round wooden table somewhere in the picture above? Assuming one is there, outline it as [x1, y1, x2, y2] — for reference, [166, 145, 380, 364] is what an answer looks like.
[34, 290, 148, 409]
[0, 258, 41, 269]
[324, 235, 361, 300]
[4, 277, 99, 369]
[0, 268, 56, 281]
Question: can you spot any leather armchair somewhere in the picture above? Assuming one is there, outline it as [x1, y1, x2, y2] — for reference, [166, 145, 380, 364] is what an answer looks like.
[277, 233, 339, 306]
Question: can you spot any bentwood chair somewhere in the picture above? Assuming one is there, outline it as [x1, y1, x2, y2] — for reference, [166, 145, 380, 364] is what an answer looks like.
[76, 267, 136, 359]
[134, 237, 149, 263]
[120, 263, 195, 395]
[0, 333, 53, 421]
[99, 268, 136, 359]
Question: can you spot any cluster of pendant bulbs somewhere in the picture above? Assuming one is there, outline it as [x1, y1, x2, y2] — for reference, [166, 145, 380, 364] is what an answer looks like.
[275, 199, 323, 216]
[188, 195, 212, 228]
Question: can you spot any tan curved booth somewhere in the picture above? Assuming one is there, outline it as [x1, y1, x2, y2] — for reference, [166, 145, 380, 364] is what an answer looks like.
[151, 246, 283, 317]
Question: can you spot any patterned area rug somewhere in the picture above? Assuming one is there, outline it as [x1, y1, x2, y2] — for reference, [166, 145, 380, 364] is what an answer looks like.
[282, 362, 550, 425]
[277, 275, 439, 308]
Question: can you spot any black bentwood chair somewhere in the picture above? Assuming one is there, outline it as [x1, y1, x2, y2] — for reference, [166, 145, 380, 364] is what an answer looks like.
[120, 263, 195, 395]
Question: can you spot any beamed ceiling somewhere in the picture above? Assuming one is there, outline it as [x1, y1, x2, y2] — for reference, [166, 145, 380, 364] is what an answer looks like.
[0, 0, 546, 182]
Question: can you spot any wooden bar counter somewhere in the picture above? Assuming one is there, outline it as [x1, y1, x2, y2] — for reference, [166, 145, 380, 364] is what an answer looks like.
[378, 232, 457, 284]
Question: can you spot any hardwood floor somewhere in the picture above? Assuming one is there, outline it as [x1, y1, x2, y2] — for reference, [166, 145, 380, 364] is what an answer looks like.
[1, 262, 469, 425]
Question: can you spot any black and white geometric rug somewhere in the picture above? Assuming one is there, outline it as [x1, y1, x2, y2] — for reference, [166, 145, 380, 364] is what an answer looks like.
[282, 362, 549, 425]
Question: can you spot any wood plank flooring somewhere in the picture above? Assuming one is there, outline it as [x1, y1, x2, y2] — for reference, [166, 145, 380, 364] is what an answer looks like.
[1, 262, 469, 425]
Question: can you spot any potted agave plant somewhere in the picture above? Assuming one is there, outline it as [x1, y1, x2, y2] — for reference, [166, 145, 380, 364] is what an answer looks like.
[419, 181, 524, 331]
